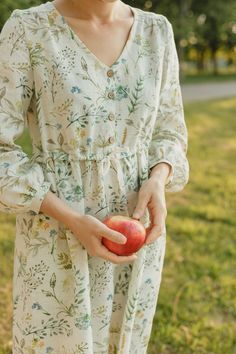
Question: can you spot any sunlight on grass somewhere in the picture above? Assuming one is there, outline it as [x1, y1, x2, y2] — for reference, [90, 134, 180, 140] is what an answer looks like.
[0, 98, 236, 353]
[147, 97, 236, 354]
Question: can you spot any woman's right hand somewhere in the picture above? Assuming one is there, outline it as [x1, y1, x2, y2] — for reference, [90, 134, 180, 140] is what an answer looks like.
[67, 214, 138, 264]
[39, 191, 137, 264]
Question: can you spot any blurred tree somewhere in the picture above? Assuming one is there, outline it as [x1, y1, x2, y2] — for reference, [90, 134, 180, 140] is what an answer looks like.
[0, 0, 47, 28]
[191, 0, 236, 74]
[223, 17, 236, 67]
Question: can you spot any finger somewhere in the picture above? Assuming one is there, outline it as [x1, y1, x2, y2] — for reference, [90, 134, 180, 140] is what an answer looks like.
[144, 204, 154, 240]
[145, 206, 166, 244]
[148, 205, 154, 229]
[149, 203, 167, 229]
[145, 223, 165, 245]
[98, 244, 138, 264]
[101, 226, 127, 244]
[132, 191, 150, 219]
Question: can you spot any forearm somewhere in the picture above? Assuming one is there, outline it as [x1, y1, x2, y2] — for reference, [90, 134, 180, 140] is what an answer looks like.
[149, 162, 171, 185]
[39, 190, 81, 229]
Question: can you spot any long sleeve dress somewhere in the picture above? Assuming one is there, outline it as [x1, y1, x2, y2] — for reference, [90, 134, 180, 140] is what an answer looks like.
[0, 2, 189, 353]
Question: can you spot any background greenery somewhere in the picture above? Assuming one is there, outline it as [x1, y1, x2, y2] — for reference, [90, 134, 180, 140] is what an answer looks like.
[0, 0, 236, 353]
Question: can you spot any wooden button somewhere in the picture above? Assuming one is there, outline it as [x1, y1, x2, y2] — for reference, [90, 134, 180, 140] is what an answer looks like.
[107, 69, 114, 77]
[108, 91, 115, 99]
[108, 113, 115, 121]
[108, 136, 115, 144]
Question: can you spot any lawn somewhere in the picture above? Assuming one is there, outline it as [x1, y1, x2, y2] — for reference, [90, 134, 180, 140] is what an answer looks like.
[0, 97, 236, 353]
[148, 97, 236, 354]
[180, 72, 236, 85]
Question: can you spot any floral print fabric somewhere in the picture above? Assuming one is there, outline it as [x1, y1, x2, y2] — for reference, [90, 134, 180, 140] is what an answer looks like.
[0, 1, 189, 353]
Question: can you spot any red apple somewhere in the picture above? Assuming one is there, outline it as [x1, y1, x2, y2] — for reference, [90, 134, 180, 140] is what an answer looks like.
[102, 215, 147, 256]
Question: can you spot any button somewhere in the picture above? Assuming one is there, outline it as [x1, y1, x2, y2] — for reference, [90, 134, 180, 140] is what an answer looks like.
[108, 113, 115, 121]
[108, 136, 115, 144]
[108, 91, 115, 99]
[107, 69, 114, 77]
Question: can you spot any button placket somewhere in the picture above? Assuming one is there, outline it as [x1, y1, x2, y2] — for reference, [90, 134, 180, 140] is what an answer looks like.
[106, 70, 116, 145]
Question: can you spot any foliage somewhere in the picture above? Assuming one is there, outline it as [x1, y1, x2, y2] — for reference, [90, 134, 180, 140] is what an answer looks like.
[0, 0, 47, 27]
[190, 0, 236, 74]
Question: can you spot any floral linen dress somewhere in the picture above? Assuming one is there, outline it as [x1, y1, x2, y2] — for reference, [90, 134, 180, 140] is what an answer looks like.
[0, 2, 189, 353]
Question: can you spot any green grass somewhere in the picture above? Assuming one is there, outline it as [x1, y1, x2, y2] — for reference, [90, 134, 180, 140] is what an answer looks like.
[181, 72, 236, 85]
[0, 98, 236, 353]
[148, 97, 236, 354]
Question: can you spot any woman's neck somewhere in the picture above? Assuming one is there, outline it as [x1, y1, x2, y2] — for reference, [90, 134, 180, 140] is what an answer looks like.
[51, 0, 129, 23]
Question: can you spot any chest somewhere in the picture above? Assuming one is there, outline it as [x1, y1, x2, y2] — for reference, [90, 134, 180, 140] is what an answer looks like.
[28, 13, 166, 144]
[63, 15, 135, 68]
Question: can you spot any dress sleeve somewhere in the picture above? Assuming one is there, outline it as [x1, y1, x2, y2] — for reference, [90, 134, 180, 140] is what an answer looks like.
[0, 9, 52, 215]
[148, 17, 189, 192]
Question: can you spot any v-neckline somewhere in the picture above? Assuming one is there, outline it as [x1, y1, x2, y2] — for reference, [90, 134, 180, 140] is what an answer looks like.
[45, 1, 138, 70]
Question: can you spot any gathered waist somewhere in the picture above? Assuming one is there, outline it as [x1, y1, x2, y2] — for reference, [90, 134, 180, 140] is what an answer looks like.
[31, 144, 148, 163]
[30, 144, 150, 214]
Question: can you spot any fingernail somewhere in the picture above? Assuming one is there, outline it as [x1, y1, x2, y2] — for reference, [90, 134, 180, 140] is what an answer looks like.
[133, 212, 140, 218]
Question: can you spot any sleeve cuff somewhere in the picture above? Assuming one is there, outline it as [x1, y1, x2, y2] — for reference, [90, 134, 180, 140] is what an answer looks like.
[30, 181, 52, 214]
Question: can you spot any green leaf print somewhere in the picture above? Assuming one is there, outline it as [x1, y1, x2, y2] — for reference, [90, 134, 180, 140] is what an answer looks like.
[0, 94, 25, 131]
[121, 126, 127, 145]
[133, 35, 154, 67]
[41, 290, 54, 297]
[16, 75, 33, 99]
[125, 290, 139, 321]
[50, 272, 56, 289]
[72, 343, 89, 354]
[57, 132, 64, 146]
[10, 31, 24, 55]
[51, 98, 73, 120]
[22, 317, 71, 338]
[22, 261, 50, 298]
[75, 313, 91, 330]
[109, 191, 128, 213]
[81, 57, 88, 72]
[66, 111, 90, 128]
[114, 264, 132, 296]
[127, 76, 144, 114]
[28, 42, 49, 67]
[41, 289, 74, 316]
[57, 252, 72, 270]
[35, 86, 43, 116]
[78, 56, 99, 88]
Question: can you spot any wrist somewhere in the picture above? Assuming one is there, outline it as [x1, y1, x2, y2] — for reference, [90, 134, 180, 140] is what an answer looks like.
[62, 209, 83, 230]
[149, 162, 171, 184]
[40, 190, 83, 229]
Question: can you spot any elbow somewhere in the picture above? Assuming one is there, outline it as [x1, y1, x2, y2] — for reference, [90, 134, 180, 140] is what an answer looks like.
[0, 168, 52, 215]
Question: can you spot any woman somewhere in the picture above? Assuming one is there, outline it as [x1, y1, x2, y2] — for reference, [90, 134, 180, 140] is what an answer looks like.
[0, 0, 189, 353]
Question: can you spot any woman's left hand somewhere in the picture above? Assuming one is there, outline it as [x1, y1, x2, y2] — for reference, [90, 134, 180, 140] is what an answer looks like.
[132, 164, 170, 245]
